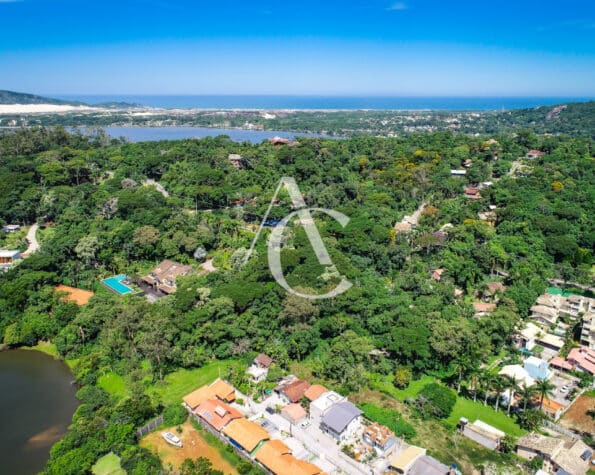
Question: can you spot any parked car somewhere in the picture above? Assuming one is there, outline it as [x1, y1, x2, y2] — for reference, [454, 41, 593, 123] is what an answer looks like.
[300, 420, 311, 429]
[265, 407, 275, 414]
[560, 385, 568, 393]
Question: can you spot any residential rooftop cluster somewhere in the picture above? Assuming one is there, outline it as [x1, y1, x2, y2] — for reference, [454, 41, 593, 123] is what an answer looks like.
[181, 354, 456, 475]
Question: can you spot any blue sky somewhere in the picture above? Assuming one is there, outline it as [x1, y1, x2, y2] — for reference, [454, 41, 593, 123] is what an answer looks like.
[0, 0, 594, 96]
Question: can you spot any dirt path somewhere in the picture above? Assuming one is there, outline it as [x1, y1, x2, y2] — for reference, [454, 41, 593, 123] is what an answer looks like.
[200, 258, 216, 274]
[142, 179, 170, 198]
[140, 421, 238, 474]
[22, 223, 39, 257]
[394, 202, 426, 230]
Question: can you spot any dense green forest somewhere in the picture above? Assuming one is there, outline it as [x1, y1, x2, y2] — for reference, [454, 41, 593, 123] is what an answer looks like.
[0, 126, 593, 474]
[2, 100, 594, 138]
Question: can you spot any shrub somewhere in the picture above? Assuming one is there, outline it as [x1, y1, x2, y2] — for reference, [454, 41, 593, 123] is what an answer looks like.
[415, 383, 456, 420]
[163, 404, 188, 426]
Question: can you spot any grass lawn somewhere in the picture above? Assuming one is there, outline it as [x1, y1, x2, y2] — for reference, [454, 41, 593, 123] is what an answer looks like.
[91, 453, 125, 475]
[370, 373, 436, 401]
[148, 359, 238, 406]
[22, 341, 60, 358]
[22, 341, 78, 369]
[446, 397, 526, 437]
[97, 372, 129, 400]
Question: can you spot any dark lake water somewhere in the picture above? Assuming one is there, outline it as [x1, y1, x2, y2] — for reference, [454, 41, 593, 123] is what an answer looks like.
[96, 126, 326, 143]
[0, 350, 78, 475]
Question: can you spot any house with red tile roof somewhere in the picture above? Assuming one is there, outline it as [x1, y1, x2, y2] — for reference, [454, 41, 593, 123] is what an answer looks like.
[465, 187, 481, 199]
[255, 439, 326, 475]
[276, 379, 310, 404]
[222, 418, 270, 456]
[304, 384, 327, 402]
[194, 399, 242, 431]
[567, 346, 595, 375]
[473, 302, 496, 316]
[182, 379, 236, 411]
[281, 403, 307, 424]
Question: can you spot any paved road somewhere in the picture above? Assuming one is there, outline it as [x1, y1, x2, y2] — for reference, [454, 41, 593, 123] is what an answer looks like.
[22, 223, 39, 257]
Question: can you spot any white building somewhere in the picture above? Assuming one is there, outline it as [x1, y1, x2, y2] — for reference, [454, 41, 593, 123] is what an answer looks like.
[309, 390, 345, 420]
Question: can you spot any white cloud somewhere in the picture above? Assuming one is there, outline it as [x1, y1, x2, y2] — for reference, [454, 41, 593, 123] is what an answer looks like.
[387, 2, 407, 10]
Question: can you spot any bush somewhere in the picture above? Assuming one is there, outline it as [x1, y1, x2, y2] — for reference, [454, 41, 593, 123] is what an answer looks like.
[415, 383, 456, 420]
[163, 404, 188, 426]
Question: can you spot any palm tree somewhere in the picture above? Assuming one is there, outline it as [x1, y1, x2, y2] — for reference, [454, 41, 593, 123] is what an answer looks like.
[535, 378, 556, 409]
[518, 383, 536, 411]
[482, 371, 495, 407]
[492, 376, 506, 412]
[469, 368, 481, 403]
[504, 375, 519, 417]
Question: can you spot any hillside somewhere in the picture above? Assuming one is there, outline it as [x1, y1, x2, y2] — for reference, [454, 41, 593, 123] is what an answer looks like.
[0, 90, 84, 106]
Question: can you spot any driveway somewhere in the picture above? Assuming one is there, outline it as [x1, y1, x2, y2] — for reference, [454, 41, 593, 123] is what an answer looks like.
[22, 223, 40, 257]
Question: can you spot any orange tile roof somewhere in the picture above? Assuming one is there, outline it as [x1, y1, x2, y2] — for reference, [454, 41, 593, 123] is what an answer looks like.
[256, 440, 325, 475]
[255, 439, 292, 470]
[281, 403, 307, 421]
[183, 379, 236, 409]
[278, 379, 310, 403]
[473, 302, 496, 313]
[55, 285, 94, 306]
[540, 397, 564, 413]
[222, 418, 270, 452]
[209, 379, 236, 402]
[194, 399, 242, 431]
[304, 384, 327, 401]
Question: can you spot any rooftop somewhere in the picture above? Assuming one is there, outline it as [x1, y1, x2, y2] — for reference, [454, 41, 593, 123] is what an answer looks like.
[277, 379, 310, 403]
[390, 446, 426, 472]
[304, 384, 327, 402]
[222, 418, 270, 452]
[0, 250, 21, 258]
[321, 401, 362, 434]
[255, 353, 274, 368]
[183, 379, 236, 409]
[194, 399, 242, 431]
[281, 403, 307, 422]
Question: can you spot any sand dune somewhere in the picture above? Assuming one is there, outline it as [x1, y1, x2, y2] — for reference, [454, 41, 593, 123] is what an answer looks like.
[0, 104, 98, 114]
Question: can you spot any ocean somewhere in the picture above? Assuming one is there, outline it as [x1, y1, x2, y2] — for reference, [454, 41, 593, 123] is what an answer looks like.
[55, 95, 588, 111]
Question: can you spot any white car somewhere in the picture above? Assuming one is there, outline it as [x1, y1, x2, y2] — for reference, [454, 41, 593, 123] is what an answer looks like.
[300, 420, 311, 429]
[560, 385, 568, 393]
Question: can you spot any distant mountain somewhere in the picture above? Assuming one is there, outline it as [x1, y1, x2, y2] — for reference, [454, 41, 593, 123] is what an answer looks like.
[0, 90, 86, 106]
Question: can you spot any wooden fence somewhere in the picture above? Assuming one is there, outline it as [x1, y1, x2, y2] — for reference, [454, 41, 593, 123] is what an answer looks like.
[136, 415, 164, 439]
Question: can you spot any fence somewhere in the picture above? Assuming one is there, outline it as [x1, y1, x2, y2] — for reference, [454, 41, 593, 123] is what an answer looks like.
[136, 415, 164, 439]
[543, 420, 581, 439]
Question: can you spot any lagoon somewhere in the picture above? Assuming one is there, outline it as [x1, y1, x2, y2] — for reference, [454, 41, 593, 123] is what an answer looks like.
[97, 126, 326, 143]
[0, 350, 78, 474]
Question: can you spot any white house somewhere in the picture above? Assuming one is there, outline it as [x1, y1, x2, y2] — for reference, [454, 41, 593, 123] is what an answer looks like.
[309, 390, 345, 419]
[0, 250, 21, 270]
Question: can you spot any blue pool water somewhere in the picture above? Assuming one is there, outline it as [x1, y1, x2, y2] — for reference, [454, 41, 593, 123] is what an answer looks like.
[102, 274, 134, 295]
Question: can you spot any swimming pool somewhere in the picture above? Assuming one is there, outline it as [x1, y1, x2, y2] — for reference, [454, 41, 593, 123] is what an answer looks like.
[102, 274, 134, 295]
